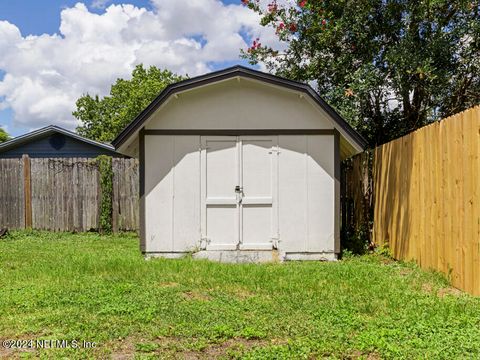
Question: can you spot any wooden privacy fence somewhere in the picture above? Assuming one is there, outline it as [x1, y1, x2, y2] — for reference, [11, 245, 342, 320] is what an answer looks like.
[343, 106, 480, 296]
[373, 106, 480, 296]
[0, 156, 139, 233]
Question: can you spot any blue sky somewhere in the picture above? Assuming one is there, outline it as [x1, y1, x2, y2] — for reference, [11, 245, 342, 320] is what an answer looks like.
[0, 0, 266, 137]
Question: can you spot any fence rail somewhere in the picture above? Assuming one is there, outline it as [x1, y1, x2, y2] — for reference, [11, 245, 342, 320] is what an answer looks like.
[0, 156, 139, 233]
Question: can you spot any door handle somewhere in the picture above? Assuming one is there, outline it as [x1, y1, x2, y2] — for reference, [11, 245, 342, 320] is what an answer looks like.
[235, 186, 243, 193]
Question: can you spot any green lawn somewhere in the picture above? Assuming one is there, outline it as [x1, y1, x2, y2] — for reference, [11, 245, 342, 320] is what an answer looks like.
[0, 232, 479, 359]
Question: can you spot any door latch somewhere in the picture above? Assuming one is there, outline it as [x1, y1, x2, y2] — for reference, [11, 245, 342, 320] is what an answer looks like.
[235, 185, 243, 193]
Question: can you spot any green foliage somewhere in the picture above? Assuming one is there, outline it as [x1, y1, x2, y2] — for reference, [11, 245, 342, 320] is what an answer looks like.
[0, 127, 10, 142]
[74, 65, 186, 142]
[375, 244, 394, 258]
[342, 222, 372, 255]
[135, 342, 160, 353]
[242, 0, 480, 147]
[97, 155, 113, 234]
[341, 152, 375, 254]
[1, 231, 479, 358]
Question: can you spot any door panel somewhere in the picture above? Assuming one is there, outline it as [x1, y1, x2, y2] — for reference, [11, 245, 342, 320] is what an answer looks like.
[239, 136, 277, 249]
[206, 205, 238, 250]
[202, 137, 238, 250]
[241, 139, 273, 198]
[206, 139, 237, 200]
[241, 205, 273, 250]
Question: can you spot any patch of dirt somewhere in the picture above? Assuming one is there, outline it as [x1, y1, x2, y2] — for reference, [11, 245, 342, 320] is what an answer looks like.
[158, 282, 180, 288]
[229, 286, 255, 300]
[109, 336, 269, 359]
[181, 338, 268, 359]
[380, 256, 395, 265]
[0, 346, 36, 359]
[0, 334, 49, 359]
[398, 268, 412, 276]
[437, 287, 463, 297]
[182, 291, 211, 301]
[0, 345, 15, 359]
[111, 352, 134, 360]
[348, 350, 382, 359]
[421, 283, 463, 298]
[105, 337, 136, 360]
[422, 283, 434, 293]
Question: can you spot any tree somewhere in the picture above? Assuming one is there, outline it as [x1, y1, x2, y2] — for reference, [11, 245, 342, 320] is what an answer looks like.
[242, 0, 480, 147]
[74, 65, 185, 142]
[0, 128, 10, 143]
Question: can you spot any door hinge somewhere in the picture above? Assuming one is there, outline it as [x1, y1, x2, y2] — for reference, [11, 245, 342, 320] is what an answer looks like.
[200, 237, 210, 250]
[271, 237, 280, 249]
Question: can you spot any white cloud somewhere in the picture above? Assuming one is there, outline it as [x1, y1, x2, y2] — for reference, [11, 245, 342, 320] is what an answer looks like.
[0, 1, 283, 131]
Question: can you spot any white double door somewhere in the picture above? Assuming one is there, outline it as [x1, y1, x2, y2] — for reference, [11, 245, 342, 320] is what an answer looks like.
[201, 136, 278, 250]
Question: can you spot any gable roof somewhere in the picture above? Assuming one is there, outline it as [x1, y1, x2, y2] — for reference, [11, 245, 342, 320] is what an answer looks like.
[112, 65, 367, 151]
[0, 125, 116, 154]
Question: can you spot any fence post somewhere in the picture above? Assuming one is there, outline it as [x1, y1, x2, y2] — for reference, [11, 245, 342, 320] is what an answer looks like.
[23, 154, 32, 229]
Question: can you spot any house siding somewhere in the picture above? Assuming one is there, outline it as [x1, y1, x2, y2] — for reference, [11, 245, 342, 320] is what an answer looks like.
[0, 134, 122, 158]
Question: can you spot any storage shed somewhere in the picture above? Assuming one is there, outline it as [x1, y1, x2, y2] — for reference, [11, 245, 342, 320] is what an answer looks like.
[113, 66, 366, 262]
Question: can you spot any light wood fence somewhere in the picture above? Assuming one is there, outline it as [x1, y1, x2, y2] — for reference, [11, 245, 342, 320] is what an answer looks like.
[373, 106, 480, 295]
[0, 156, 139, 233]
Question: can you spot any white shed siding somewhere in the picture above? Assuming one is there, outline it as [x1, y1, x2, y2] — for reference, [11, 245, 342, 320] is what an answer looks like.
[306, 135, 335, 252]
[277, 136, 308, 252]
[144, 134, 335, 256]
[145, 79, 334, 131]
[278, 135, 335, 253]
[171, 136, 201, 251]
[144, 135, 173, 252]
[144, 135, 200, 253]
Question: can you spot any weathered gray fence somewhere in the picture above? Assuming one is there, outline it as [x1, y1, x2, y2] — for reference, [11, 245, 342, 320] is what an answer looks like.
[112, 158, 139, 232]
[0, 158, 25, 229]
[0, 156, 139, 232]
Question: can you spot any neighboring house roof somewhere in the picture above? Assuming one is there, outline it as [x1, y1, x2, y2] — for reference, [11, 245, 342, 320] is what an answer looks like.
[112, 65, 367, 151]
[0, 125, 118, 157]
